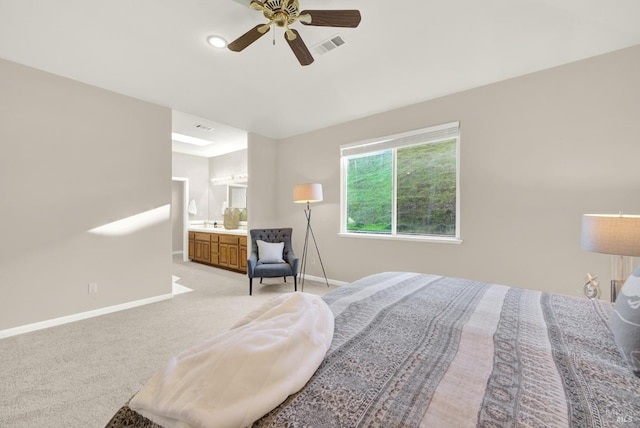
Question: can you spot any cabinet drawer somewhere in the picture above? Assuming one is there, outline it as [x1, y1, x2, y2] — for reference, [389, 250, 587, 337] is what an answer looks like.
[220, 235, 239, 245]
[194, 232, 211, 242]
[240, 236, 247, 246]
[189, 231, 195, 239]
[210, 234, 219, 243]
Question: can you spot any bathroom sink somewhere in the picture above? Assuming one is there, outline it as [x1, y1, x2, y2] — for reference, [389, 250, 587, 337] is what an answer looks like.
[188, 226, 246, 235]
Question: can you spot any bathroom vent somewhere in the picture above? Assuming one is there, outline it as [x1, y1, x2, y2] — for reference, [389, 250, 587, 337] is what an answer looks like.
[194, 124, 214, 131]
[312, 35, 346, 56]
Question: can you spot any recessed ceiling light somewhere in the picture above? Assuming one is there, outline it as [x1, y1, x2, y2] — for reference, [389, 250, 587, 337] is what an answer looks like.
[207, 35, 227, 49]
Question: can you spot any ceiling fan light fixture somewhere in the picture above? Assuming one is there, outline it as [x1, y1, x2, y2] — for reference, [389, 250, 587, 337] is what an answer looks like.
[207, 35, 228, 49]
[285, 29, 297, 41]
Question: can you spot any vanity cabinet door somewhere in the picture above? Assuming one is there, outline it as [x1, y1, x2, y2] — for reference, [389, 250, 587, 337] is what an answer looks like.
[219, 235, 239, 269]
[228, 245, 239, 270]
[194, 233, 211, 264]
[219, 243, 229, 267]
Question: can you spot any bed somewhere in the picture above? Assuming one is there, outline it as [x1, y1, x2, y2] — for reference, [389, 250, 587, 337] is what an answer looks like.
[106, 272, 640, 427]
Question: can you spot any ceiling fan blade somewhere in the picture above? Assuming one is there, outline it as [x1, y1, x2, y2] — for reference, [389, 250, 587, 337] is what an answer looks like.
[299, 10, 361, 28]
[228, 24, 271, 52]
[285, 29, 314, 66]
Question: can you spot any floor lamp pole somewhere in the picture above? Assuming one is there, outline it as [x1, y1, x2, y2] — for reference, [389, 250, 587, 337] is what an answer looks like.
[299, 202, 329, 291]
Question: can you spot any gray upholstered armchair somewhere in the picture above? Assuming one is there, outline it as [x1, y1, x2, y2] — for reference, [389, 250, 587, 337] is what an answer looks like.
[247, 228, 299, 295]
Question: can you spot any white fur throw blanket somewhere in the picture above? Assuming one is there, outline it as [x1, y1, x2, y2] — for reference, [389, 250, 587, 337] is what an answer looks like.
[129, 292, 334, 428]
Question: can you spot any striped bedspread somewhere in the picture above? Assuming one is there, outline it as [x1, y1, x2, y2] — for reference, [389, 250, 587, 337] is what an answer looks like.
[255, 272, 639, 427]
[107, 272, 640, 427]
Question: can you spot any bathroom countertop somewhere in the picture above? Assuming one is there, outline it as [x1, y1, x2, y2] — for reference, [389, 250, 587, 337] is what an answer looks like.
[189, 227, 247, 236]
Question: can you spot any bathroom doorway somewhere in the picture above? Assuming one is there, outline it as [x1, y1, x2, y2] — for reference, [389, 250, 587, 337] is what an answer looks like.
[171, 177, 189, 262]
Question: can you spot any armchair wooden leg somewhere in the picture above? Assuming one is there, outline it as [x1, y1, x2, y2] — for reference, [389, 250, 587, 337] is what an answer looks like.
[249, 278, 253, 296]
[284, 276, 287, 283]
[294, 275, 297, 292]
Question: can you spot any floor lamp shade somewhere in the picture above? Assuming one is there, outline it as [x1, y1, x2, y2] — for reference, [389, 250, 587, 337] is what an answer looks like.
[581, 214, 640, 257]
[293, 183, 323, 204]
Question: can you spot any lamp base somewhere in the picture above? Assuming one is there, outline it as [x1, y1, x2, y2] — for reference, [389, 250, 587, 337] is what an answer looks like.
[610, 279, 623, 302]
[299, 204, 329, 291]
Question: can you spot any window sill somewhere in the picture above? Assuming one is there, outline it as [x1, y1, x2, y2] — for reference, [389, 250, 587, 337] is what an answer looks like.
[337, 232, 463, 244]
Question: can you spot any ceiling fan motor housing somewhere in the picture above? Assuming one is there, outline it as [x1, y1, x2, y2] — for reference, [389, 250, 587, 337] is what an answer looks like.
[263, 0, 300, 26]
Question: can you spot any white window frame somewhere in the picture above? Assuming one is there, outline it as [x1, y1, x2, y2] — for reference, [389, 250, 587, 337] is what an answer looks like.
[339, 121, 462, 244]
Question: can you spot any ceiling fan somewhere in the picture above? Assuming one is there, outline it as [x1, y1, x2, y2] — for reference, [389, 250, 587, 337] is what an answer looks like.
[228, 0, 361, 66]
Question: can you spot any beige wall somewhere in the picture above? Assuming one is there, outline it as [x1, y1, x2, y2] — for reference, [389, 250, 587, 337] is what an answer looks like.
[247, 132, 283, 231]
[2, 43, 637, 332]
[0, 59, 172, 330]
[274, 45, 640, 299]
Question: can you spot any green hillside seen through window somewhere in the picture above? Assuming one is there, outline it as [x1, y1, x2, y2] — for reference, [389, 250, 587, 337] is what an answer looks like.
[346, 139, 456, 236]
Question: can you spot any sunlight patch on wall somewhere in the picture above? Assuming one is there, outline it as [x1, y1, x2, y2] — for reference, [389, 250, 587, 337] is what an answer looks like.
[88, 205, 170, 236]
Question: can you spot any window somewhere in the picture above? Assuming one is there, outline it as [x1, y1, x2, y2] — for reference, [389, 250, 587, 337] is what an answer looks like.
[340, 122, 460, 242]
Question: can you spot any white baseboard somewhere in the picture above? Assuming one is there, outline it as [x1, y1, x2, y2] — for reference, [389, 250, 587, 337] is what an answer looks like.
[301, 274, 348, 287]
[0, 293, 174, 340]
[1, 275, 343, 340]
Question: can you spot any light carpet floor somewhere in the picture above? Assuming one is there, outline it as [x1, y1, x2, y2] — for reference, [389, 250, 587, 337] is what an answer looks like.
[0, 255, 337, 427]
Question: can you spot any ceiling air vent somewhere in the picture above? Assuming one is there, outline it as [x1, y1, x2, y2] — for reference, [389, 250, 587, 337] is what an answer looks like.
[312, 35, 346, 56]
[194, 124, 214, 131]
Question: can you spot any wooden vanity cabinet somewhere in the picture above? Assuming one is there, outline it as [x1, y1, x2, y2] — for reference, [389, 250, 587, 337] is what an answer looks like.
[188, 231, 247, 274]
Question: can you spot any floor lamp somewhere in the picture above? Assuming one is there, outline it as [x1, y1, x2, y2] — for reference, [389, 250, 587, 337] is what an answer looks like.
[581, 213, 640, 301]
[293, 183, 329, 290]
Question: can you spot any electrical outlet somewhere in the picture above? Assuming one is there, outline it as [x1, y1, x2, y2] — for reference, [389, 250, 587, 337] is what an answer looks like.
[88, 282, 98, 294]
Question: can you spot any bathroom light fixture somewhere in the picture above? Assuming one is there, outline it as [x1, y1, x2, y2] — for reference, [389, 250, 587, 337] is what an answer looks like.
[211, 175, 234, 184]
[211, 173, 248, 184]
[207, 35, 228, 49]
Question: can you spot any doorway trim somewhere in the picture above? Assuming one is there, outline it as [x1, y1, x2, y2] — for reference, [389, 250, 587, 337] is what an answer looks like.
[172, 176, 189, 262]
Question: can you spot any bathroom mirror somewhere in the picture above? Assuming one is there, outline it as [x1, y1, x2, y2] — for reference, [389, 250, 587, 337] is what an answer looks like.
[228, 185, 247, 209]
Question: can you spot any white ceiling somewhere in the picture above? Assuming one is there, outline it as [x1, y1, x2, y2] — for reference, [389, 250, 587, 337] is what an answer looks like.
[172, 110, 247, 157]
[1, 0, 639, 155]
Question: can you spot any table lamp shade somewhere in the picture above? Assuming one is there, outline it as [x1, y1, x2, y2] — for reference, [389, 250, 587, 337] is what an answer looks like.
[293, 183, 323, 204]
[581, 214, 640, 257]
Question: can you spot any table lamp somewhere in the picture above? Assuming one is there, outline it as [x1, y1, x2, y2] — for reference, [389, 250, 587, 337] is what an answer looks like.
[581, 213, 640, 301]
